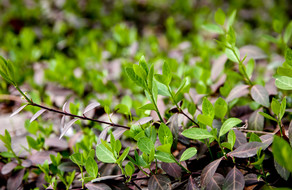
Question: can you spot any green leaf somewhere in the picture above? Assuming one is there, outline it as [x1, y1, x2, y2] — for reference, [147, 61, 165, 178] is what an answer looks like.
[70, 153, 83, 166]
[156, 81, 171, 96]
[277, 66, 292, 77]
[246, 59, 255, 79]
[180, 147, 197, 162]
[272, 136, 292, 173]
[139, 103, 156, 111]
[214, 97, 228, 120]
[228, 130, 236, 149]
[0, 152, 15, 158]
[154, 74, 169, 86]
[197, 114, 213, 127]
[85, 157, 98, 178]
[27, 136, 40, 150]
[285, 47, 292, 66]
[96, 144, 116, 163]
[133, 64, 147, 81]
[202, 24, 224, 34]
[219, 118, 242, 137]
[215, 8, 226, 25]
[202, 97, 215, 119]
[125, 162, 135, 177]
[147, 63, 154, 92]
[162, 61, 172, 84]
[279, 97, 286, 120]
[249, 133, 261, 142]
[137, 137, 154, 154]
[271, 98, 281, 116]
[227, 10, 237, 31]
[158, 123, 173, 145]
[275, 76, 292, 90]
[156, 144, 171, 154]
[221, 142, 232, 150]
[139, 55, 149, 75]
[225, 47, 240, 63]
[182, 128, 214, 140]
[284, 21, 292, 44]
[125, 67, 146, 88]
[155, 151, 175, 163]
[259, 112, 277, 122]
[117, 147, 130, 163]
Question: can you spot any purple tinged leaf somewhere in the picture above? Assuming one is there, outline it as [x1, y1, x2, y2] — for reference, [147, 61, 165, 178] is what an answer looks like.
[222, 167, 244, 190]
[91, 174, 123, 182]
[274, 159, 290, 181]
[233, 129, 247, 148]
[211, 54, 228, 81]
[206, 173, 225, 190]
[59, 118, 80, 139]
[289, 120, 292, 146]
[83, 102, 100, 114]
[60, 115, 65, 128]
[110, 128, 128, 141]
[259, 134, 274, 149]
[30, 109, 46, 123]
[134, 116, 153, 125]
[248, 109, 264, 131]
[201, 157, 223, 188]
[57, 161, 80, 172]
[186, 176, 200, 190]
[161, 162, 182, 179]
[244, 173, 261, 186]
[85, 183, 111, 190]
[1, 161, 18, 175]
[226, 85, 249, 102]
[227, 142, 266, 158]
[148, 174, 171, 190]
[21, 159, 32, 168]
[251, 85, 270, 107]
[28, 151, 57, 165]
[62, 101, 68, 112]
[7, 169, 25, 190]
[97, 127, 110, 145]
[10, 104, 27, 117]
[45, 137, 69, 150]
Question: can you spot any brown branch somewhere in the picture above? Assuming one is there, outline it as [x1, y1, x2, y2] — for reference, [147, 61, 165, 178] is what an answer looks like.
[29, 102, 130, 129]
[179, 110, 199, 127]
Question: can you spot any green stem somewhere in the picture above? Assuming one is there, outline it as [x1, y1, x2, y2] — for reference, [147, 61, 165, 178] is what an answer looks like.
[10, 147, 22, 165]
[15, 85, 32, 103]
[150, 95, 164, 123]
[217, 137, 228, 159]
[205, 140, 214, 161]
[171, 155, 191, 173]
[231, 48, 253, 86]
[80, 167, 84, 189]
[277, 119, 283, 137]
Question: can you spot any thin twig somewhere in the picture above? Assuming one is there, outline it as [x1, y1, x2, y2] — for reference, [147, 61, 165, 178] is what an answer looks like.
[180, 110, 199, 127]
[29, 102, 130, 129]
[131, 181, 142, 190]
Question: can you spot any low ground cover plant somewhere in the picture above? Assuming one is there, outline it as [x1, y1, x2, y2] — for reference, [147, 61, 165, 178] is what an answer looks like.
[1, 1, 292, 190]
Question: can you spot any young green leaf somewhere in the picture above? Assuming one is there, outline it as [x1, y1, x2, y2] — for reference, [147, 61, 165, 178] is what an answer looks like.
[219, 118, 242, 137]
[96, 144, 116, 163]
[70, 153, 83, 166]
[155, 151, 175, 163]
[271, 98, 281, 116]
[117, 147, 130, 163]
[215, 8, 226, 25]
[226, 10, 237, 31]
[279, 97, 286, 120]
[259, 112, 277, 122]
[228, 130, 236, 149]
[180, 147, 197, 162]
[214, 97, 228, 120]
[275, 76, 292, 90]
[85, 157, 98, 178]
[182, 128, 214, 140]
[133, 64, 147, 79]
[197, 114, 213, 127]
[139, 55, 148, 75]
[202, 97, 215, 119]
[273, 136, 292, 172]
[284, 21, 292, 44]
[158, 123, 173, 145]
[137, 137, 154, 154]
[125, 162, 135, 177]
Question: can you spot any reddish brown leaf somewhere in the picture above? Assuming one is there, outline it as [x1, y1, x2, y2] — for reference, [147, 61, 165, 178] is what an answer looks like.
[29, 151, 57, 165]
[186, 175, 200, 190]
[259, 134, 273, 149]
[227, 142, 265, 158]
[251, 85, 270, 108]
[161, 162, 182, 178]
[211, 54, 228, 81]
[244, 173, 260, 186]
[211, 74, 226, 93]
[226, 85, 249, 103]
[83, 102, 100, 115]
[85, 183, 111, 190]
[201, 157, 223, 188]
[206, 173, 224, 190]
[60, 118, 80, 139]
[248, 109, 264, 131]
[134, 116, 153, 125]
[148, 174, 171, 190]
[222, 167, 244, 190]
[7, 169, 25, 190]
[21, 159, 32, 168]
[233, 129, 247, 148]
[1, 161, 17, 175]
[45, 137, 69, 150]
[109, 128, 128, 141]
[97, 126, 110, 145]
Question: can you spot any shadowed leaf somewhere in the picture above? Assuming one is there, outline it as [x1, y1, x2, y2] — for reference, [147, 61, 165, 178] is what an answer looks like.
[86, 183, 111, 190]
[251, 85, 270, 107]
[233, 129, 247, 148]
[206, 173, 225, 190]
[201, 157, 223, 188]
[244, 173, 261, 186]
[148, 174, 171, 190]
[226, 85, 249, 102]
[274, 159, 290, 181]
[259, 134, 273, 149]
[228, 142, 266, 158]
[161, 162, 182, 178]
[7, 169, 25, 190]
[222, 167, 244, 190]
[248, 109, 264, 131]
